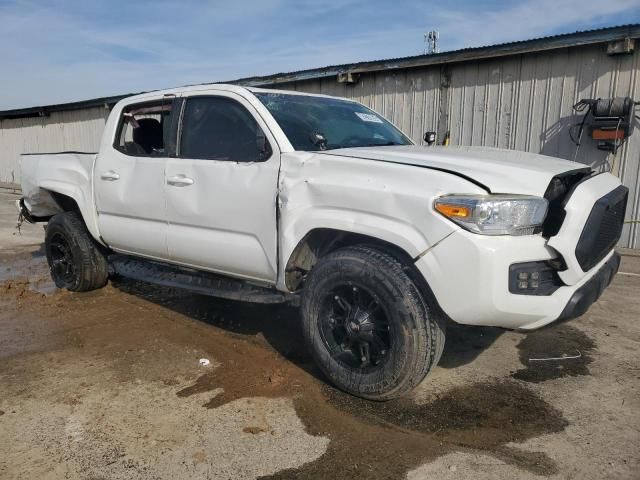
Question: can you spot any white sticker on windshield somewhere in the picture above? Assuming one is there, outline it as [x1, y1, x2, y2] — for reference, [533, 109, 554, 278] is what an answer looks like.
[355, 112, 383, 123]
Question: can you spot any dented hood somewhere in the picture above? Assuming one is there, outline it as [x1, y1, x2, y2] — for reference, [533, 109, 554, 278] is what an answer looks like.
[320, 145, 587, 196]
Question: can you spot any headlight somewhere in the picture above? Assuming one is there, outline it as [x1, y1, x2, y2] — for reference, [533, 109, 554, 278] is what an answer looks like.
[434, 194, 548, 235]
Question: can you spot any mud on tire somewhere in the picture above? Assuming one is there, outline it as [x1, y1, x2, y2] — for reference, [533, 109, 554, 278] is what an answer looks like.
[45, 212, 108, 292]
[301, 245, 446, 400]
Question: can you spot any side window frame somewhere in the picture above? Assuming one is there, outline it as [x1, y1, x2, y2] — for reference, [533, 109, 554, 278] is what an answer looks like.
[176, 94, 273, 163]
[112, 98, 181, 158]
[164, 97, 184, 158]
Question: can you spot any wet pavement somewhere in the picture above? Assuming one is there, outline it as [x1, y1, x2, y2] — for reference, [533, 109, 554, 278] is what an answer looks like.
[0, 192, 639, 479]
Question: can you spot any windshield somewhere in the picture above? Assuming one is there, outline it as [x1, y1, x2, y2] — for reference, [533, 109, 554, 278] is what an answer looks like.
[254, 92, 412, 151]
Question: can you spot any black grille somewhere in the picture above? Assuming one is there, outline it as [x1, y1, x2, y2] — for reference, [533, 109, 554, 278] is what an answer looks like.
[575, 185, 628, 272]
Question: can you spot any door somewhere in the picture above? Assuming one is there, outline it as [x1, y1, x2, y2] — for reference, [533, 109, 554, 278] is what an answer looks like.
[165, 93, 280, 283]
[94, 97, 178, 259]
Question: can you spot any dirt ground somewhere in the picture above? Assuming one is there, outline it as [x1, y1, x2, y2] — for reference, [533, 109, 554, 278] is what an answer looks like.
[0, 192, 639, 480]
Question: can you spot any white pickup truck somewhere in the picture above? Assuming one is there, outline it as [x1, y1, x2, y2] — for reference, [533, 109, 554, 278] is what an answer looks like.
[19, 84, 628, 400]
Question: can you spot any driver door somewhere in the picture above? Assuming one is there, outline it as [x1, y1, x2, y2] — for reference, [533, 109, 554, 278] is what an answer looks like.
[164, 92, 281, 283]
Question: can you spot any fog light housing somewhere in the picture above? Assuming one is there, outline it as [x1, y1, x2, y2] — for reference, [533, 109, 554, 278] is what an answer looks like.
[509, 261, 564, 296]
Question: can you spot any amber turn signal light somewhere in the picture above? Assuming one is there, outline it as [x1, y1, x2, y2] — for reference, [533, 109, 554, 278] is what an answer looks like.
[434, 203, 470, 218]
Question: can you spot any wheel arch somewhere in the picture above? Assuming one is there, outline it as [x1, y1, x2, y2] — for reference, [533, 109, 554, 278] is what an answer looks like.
[36, 184, 104, 247]
[284, 228, 417, 291]
[284, 228, 451, 324]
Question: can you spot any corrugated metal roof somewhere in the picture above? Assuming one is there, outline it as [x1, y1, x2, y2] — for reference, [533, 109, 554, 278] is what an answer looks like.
[0, 94, 139, 120]
[1, 24, 638, 119]
[232, 24, 640, 86]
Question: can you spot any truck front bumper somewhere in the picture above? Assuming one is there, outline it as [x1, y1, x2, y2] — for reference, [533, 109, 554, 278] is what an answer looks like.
[556, 252, 619, 323]
[414, 229, 620, 330]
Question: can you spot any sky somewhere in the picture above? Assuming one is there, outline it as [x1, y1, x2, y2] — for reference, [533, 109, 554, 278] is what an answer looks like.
[0, 0, 639, 110]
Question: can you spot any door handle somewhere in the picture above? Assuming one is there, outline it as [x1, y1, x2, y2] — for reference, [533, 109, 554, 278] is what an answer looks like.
[167, 175, 194, 187]
[100, 171, 120, 181]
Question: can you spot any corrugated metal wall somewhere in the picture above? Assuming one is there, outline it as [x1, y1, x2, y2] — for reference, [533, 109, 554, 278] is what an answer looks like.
[0, 106, 108, 185]
[0, 43, 638, 247]
[278, 45, 640, 249]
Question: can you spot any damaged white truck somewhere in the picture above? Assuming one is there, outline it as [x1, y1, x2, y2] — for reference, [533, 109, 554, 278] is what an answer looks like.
[19, 85, 628, 400]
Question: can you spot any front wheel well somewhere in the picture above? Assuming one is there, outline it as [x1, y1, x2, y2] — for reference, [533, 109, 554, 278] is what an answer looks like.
[285, 228, 416, 291]
[286, 228, 453, 328]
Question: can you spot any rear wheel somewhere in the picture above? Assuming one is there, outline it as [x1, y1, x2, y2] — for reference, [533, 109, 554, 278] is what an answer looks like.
[45, 212, 108, 292]
[301, 245, 445, 400]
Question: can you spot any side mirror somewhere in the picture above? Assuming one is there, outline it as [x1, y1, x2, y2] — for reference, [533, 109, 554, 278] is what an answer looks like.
[424, 131, 436, 146]
[309, 132, 328, 150]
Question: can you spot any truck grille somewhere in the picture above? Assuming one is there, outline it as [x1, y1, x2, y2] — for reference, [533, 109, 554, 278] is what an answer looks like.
[575, 185, 628, 272]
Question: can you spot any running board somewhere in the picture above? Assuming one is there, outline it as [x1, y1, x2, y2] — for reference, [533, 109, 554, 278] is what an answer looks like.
[109, 255, 296, 305]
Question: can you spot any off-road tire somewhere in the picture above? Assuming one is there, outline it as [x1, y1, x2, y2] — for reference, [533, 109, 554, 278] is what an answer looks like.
[45, 212, 108, 292]
[301, 245, 446, 400]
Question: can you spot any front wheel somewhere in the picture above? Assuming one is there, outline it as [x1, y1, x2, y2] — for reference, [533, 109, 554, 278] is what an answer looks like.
[45, 212, 108, 292]
[301, 245, 445, 400]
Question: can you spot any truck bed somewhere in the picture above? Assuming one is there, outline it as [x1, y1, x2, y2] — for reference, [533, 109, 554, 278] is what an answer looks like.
[20, 152, 96, 217]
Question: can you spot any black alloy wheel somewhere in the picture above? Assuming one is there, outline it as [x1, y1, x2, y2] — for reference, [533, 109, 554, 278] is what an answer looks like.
[319, 284, 392, 371]
[48, 231, 77, 288]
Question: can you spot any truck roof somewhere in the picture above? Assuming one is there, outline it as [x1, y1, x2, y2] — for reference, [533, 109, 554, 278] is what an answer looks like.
[118, 83, 355, 106]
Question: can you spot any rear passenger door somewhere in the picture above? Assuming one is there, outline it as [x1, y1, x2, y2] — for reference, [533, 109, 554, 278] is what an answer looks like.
[164, 93, 281, 283]
[94, 97, 179, 259]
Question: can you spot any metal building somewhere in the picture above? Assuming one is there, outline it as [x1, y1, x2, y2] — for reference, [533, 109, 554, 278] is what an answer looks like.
[1, 25, 639, 248]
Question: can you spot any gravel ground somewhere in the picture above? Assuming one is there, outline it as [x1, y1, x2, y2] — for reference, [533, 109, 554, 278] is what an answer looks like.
[0, 192, 638, 479]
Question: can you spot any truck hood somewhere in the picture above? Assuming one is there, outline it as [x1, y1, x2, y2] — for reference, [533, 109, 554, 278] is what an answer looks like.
[319, 145, 589, 196]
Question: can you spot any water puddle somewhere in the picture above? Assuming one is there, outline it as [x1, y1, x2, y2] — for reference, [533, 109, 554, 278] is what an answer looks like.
[0, 247, 56, 295]
[511, 324, 595, 383]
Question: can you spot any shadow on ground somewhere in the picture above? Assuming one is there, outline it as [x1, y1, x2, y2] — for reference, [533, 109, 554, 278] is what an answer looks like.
[438, 323, 503, 369]
[113, 278, 504, 376]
